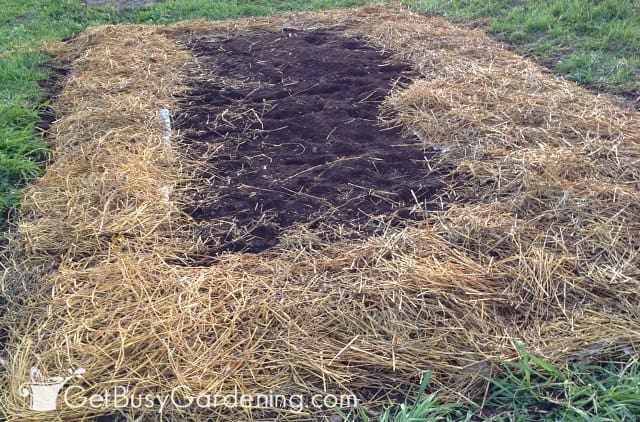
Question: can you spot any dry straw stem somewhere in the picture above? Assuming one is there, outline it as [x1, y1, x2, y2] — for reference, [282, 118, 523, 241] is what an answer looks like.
[1, 4, 639, 420]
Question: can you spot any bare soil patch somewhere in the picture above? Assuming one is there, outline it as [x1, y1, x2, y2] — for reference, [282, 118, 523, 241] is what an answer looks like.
[176, 28, 446, 254]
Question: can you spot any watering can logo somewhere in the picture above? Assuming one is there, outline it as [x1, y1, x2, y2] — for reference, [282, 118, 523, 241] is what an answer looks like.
[19, 366, 86, 411]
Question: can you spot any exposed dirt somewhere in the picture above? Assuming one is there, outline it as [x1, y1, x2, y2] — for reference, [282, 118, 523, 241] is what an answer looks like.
[176, 29, 448, 255]
[37, 64, 69, 135]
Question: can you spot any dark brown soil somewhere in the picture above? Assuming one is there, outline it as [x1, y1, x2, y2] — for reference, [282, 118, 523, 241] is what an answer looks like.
[175, 28, 447, 255]
[37, 64, 69, 135]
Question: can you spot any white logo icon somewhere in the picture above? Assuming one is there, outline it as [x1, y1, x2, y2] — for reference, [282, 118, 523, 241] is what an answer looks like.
[19, 367, 86, 411]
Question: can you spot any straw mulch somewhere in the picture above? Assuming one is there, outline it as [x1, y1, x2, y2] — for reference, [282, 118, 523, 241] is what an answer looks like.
[1, 4, 639, 420]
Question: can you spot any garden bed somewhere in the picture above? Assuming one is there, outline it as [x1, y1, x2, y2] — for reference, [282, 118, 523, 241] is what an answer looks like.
[1, 5, 638, 421]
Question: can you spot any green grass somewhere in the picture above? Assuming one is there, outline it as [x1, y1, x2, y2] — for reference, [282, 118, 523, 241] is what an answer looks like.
[337, 343, 640, 421]
[411, 0, 640, 95]
[0, 103, 46, 210]
[483, 341, 640, 420]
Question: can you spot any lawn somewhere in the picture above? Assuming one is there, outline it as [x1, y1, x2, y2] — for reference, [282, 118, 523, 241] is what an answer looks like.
[1, 1, 638, 420]
[414, 0, 639, 97]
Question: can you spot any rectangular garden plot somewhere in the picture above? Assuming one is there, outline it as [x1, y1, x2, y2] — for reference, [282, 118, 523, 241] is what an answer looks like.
[2, 5, 639, 422]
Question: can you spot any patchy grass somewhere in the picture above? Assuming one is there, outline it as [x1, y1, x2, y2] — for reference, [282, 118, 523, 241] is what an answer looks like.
[412, 0, 640, 97]
[339, 344, 640, 421]
[483, 342, 640, 420]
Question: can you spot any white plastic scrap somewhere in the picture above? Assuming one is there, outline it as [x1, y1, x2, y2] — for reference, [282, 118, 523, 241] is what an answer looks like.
[158, 185, 172, 202]
[158, 108, 172, 148]
[413, 128, 444, 153]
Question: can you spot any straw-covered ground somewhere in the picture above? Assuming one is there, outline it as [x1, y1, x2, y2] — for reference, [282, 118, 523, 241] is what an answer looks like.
[1, 4, 639, 420]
